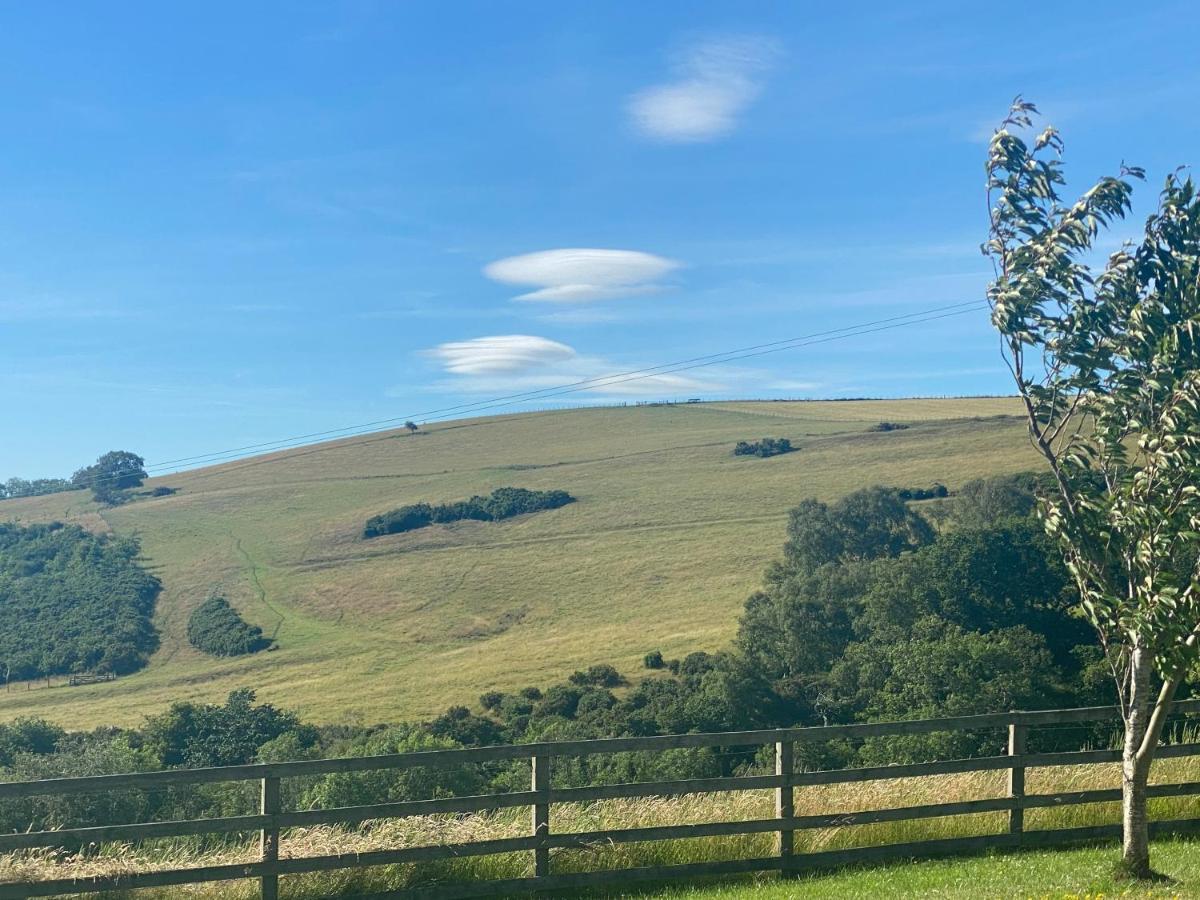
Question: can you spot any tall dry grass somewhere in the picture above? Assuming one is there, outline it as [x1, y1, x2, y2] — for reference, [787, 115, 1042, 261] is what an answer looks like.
[4, 752, 1200, 899]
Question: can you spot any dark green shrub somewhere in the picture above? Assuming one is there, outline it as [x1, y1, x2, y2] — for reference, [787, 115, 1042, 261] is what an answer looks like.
[536, 685, 583, 719]
[364, 488, 575, 538]
[142, 689, 311, 769]
[870, 421, 910, 432]
[643, 650, 665, 669]
[479, 690, 504, 711]
[575, 689, 618, 717]
[733, 438, 795, 458]
[186, 596, 271, 657]
[0, 523, 160, 679]
[428, 706, 503, 746]
[0, 719, 65, 766]
[895, 484, 949, 500]
[568, 664, 623, 688]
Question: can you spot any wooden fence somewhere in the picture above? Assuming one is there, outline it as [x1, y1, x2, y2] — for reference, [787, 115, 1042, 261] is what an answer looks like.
[3, 701, 1200, 899]
[66, 674, 117, 688]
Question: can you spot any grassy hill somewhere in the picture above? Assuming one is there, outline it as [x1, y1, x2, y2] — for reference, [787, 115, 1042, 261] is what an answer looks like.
[0, 398, 1035, 730]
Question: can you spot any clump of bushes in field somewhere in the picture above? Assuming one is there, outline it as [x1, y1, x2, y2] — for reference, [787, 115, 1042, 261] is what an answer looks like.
[733, 437, 795, 458]
[870, 421, 909, 432]
[0, 523, 160, 680]
[186, 596, 272, 657]
[363, 487, 575, 538]
[568, 664, 624, 688]
[895, 484, 949, 500]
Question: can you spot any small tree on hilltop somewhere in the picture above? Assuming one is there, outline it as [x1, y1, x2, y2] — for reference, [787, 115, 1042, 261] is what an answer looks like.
[985, 98, 1200, 877]
[405, 421, 419, 434]
[72, 451, 147, 504]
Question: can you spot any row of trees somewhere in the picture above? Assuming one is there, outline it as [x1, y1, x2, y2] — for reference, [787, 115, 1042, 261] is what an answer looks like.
[364, 487, 575, 538]
[0, 478, 76, 501]
[1, 451, 148, 506]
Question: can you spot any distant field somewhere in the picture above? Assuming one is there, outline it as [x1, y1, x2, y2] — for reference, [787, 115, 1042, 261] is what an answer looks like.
[0, 398, 1033, 730]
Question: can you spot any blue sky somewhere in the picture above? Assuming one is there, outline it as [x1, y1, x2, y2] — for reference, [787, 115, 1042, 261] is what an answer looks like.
[2, 1, 1196, 476]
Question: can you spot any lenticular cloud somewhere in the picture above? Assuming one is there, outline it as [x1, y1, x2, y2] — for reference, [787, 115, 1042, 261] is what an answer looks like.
[483, 248, 680, 303]
[429, 335, 577, 375]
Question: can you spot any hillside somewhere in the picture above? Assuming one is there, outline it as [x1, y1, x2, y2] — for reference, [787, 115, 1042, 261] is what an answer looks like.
[0, 398, 1035, 729]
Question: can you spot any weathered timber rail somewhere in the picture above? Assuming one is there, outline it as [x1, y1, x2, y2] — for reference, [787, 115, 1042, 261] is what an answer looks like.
[3, 701, 1200, 899]
[66, 673, 116, 687]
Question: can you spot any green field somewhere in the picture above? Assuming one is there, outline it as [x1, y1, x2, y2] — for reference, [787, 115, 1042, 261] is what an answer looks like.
[0, 398, 1034, 730]
[637, 841, 1200, 898]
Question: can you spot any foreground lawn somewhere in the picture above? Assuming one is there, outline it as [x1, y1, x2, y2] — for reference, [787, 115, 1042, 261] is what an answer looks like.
[629, 840, 1200, 898]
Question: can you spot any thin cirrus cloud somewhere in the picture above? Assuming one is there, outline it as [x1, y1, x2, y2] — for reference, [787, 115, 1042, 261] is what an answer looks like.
[483, 248, 680, 303]
[628, 35, 780, 142]
[425, 334, 720, 397]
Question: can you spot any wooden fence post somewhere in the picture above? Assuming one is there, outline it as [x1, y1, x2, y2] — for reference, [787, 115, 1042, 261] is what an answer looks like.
[775, 739, 794, 875]
[260, 775, 280, 900]
[1007, 719, 1026, 840]
[532, 753, 550, 878]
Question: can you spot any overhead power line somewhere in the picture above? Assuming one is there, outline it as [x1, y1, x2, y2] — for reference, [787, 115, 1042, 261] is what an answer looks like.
[143, 299, 986, 473]
[74, 299, 988, 489]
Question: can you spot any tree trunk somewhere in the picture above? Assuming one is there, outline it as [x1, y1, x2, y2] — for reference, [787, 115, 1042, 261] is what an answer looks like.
[1118, 644, 1181, 879]
[1121, 749, 1152, 876]
[1120, 645, 1154, 877]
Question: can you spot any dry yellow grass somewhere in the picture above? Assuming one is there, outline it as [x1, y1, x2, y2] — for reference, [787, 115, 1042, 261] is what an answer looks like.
[4, 752, 1199, 898]
[0, 399, 1034, 730]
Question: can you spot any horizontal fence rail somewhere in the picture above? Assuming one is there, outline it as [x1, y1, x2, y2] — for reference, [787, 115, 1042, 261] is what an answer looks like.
[2, 701, 1200, 899]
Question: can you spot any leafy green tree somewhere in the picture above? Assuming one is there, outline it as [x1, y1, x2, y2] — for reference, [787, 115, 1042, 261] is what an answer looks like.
[782, 487, 933, 571]
[0, 719, 65, 766]
[986, 98, 1200, 876]
[737, 561, 867, 714]
[952, 473, 1041, 527]
[831, 619, 1062, 762]
[72, 451, 147, 504]
[301, 726, 480, 809]
[856, 521, 1087, 666]
[142, 689, 311, 768]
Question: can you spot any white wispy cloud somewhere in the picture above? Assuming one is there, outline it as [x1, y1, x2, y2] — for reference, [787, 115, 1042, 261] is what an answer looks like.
[483, 248, 680, 303]
[628, 35, 780, 142]
[0, 297, 134, 323]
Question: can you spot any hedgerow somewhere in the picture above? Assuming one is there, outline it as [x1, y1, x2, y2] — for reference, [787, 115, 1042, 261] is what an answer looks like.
[364, 487, 575, 538]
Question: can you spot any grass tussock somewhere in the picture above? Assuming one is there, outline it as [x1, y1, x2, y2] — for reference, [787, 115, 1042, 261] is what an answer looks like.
[6, 753, 1200, 898]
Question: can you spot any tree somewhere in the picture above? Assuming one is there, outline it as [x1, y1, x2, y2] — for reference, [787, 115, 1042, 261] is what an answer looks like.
[405, 421, 419, 434]
[142, 688, 309, 768]
[831, 619, 1061, 763]
[72, 451, 147, 504]
[985, 98, 1200, 877]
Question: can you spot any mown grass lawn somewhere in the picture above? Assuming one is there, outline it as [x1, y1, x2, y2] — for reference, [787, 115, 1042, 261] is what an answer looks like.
[612, 840, 1200, 898]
